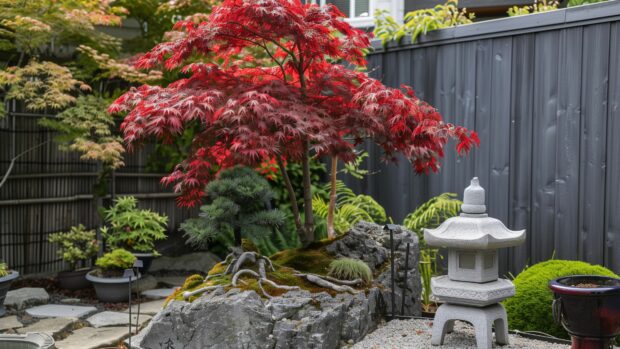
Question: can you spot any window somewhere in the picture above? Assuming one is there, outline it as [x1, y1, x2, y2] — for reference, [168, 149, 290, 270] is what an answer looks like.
[320, 0, 371, 18]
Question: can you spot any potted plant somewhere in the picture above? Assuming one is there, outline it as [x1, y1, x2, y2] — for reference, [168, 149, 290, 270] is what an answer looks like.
[48, 225, 99, 290]
[549, 275, 620, 348]
[86, 248, 139, 303]
[101, 196, 168, 274]
[0, 262, 19, 316]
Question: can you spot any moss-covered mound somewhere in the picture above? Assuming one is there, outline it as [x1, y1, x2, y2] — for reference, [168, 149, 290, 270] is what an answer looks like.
[165, 239, 372, 306]
[504, 260, 618, 338]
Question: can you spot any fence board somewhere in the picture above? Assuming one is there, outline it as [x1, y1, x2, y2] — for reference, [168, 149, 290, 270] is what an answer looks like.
[605, 22, 620, 272]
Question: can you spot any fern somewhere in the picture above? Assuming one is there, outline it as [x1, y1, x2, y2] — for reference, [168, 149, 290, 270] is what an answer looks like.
[402, 193, 462, 245]
[374, 1, 474, 46]
[313, 180, 386, 235]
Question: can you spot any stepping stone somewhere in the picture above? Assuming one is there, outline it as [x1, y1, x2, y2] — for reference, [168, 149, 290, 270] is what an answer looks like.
[131, 274, 158, 293]
[86, 311, 152, 328]
[54, 326, 128, 349]
[156, 276, 187, 287]
[60, 298, 81, 304]
[0, 315, 23, 331]
[4, 288, 49, 310]
[25, 304, 97, 319]
[141, 288, 176, 299]
[124, 299, 165, 315]
[16, 317, 76, 337]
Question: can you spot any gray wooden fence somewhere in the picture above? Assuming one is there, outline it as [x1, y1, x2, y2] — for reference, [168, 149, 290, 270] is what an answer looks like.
[0, 104, 197, 274]
[349, 1, 620, 275]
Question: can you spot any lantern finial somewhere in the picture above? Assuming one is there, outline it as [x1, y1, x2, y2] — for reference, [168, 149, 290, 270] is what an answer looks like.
[461, 177, 486, 214]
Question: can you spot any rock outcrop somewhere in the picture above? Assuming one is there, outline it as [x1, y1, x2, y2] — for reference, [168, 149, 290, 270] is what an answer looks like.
[131, 222, 421, 349]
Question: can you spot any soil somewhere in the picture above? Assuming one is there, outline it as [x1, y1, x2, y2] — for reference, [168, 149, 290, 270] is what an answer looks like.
[573, 282, 602, 288]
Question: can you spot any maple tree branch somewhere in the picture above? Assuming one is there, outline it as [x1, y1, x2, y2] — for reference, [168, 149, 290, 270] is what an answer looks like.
[301, 141, 314, 244]
[327, 156, 337, 239]
[227, 22, 299, 66]
[276, 155, 303, 237]
[0, 140, 51, 190]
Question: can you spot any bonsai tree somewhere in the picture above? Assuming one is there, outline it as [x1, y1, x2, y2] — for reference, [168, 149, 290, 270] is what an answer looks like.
[48, 225, 100, 270]
[110, 0, 479, 245]
[94, 248, 137, 277]
[101, 196, 168, 254]
[181, 166, 286, 250]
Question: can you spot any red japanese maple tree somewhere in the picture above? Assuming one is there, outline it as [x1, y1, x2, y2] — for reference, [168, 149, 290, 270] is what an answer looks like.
[109, 0, 479, 244]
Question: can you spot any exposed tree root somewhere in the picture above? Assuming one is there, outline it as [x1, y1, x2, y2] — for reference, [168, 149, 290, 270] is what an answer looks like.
[183, 285, 226, 299]
[184, 252, 361, 301]
[295, 273, 358, 294]
[322, 275, 363, 286]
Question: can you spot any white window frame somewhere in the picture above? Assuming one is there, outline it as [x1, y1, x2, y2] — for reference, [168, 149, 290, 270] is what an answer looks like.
[315, 0, 375, 27]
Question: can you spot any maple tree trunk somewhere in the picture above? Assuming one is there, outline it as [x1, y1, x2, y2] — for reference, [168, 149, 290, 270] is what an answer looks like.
[301, 141, 315, 244]
[276, 156, 304, 240]
[327, 156, 337, 239]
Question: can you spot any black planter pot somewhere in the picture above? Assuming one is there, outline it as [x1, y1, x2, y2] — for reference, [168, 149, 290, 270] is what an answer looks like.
[549, 275, 620, 349]
[56, 268, 92, 291]
[132, 252, 157, 274]
[0, 271, 19, 316]
[86, 270, 140, 303]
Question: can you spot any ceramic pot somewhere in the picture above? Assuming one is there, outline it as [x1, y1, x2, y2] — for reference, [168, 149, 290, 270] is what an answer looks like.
[56, 268, 91, 291]
[0, 271, 19, 316]
[132, 252, 158, 274]
[549, 275, 620, 349]
[86, 270, 140, 303]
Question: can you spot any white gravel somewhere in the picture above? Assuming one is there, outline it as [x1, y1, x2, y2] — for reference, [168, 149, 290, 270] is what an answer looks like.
[350, 319, 570, 349]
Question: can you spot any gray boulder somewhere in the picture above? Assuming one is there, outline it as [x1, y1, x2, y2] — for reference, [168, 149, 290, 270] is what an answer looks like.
[326, 221, 422, 317]
[132, 222, 421, 349]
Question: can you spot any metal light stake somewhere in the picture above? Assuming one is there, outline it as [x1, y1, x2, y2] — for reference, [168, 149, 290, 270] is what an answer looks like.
[133, 259, 143, 333]
[384, 224, 398, 320]
[123, 268, 136, 349]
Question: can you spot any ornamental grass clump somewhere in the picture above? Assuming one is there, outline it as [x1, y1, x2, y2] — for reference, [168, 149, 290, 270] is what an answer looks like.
[327, 258, 372, 284]
[48, 224, 99, 270]
[504, 259, 619, 339]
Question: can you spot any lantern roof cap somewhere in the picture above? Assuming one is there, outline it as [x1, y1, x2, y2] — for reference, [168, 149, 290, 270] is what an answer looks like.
[423, 178, 526, 250]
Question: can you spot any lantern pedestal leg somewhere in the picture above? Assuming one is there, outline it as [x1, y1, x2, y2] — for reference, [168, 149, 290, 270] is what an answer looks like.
[430, 303, 509, 349]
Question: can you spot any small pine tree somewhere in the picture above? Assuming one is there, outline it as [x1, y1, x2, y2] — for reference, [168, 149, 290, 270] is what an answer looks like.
[181, 166, 286, 250]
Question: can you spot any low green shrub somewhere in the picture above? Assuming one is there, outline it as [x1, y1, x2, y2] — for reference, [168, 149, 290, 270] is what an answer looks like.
[48, 224, 99, 270]
[504, 259, 619, 338]
[0, 262, 8, 277]
[327, 258, 372, 284]
[95, 249, 136, 272]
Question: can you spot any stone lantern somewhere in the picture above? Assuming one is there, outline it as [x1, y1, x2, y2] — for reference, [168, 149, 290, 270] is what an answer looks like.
[424, 177, 525, 349]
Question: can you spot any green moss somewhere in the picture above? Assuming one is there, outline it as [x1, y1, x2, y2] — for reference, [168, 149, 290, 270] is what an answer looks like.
[270, 248, 335, 275]
[208, 262, 227, 276]
[504, 260, 619, 339]
[328, 258, 372, 284]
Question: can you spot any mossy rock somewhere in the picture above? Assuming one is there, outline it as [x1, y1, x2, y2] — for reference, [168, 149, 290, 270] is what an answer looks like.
[504, 260, 619, 339]
[270, 248, 335, 275]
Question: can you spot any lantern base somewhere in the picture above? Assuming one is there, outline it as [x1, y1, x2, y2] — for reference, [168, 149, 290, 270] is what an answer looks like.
[431, 303, 509, 349]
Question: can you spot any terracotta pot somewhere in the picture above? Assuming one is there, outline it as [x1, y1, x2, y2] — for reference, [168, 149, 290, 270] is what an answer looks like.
[549, 275, 620, 349]
[56, 268, 91, 291]
[86, 270, 141, 303]
[0, 271, 19, 316]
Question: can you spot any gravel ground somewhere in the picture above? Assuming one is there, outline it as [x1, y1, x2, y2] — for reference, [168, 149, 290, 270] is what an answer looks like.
[351, 319, 570, 349]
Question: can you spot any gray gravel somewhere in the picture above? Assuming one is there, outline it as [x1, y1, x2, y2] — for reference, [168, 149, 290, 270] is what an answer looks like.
[351, 319, 570, 349]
